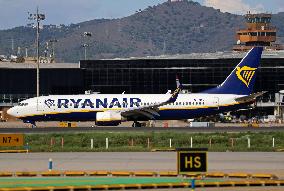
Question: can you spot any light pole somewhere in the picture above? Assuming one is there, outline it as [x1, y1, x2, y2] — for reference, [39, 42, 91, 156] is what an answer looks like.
[28, 7, 45, 97]
[82, 32, 92, 60]
[49, 39, 58, 62]
[82, 44, 89, 60]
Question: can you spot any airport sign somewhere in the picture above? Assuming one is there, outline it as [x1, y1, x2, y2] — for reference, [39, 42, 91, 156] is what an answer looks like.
[177, 148, 208, 174]
[0, 134, 24, 146]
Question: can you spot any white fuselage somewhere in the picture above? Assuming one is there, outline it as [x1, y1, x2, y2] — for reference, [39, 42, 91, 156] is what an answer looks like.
[8, 93, 247, 122]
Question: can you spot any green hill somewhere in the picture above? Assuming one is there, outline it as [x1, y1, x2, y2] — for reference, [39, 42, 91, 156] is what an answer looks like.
[0, 0, 283, 62]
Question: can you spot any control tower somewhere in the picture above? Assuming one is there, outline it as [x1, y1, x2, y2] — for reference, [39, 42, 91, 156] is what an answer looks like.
[233, 13, 284, 51]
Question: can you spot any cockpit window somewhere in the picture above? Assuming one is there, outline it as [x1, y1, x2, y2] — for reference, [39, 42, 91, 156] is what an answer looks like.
[18, 103, 28, 106]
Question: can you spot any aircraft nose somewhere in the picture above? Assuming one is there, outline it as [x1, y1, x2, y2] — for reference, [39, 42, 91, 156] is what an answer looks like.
[7, 107, 16, 117]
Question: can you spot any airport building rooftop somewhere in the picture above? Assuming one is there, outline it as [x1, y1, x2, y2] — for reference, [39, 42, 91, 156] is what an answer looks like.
[1, 49, 284, 68]
[0, 62, 79, 69]
[110, 50, 284, 60]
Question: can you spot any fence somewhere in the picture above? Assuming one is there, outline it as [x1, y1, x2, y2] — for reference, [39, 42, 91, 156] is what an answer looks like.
[38, 133, 284, 152]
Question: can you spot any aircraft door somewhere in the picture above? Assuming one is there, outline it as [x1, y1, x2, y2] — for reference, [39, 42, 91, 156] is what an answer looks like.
[37, 98, 45, 112]
[213, 97, 219, 110]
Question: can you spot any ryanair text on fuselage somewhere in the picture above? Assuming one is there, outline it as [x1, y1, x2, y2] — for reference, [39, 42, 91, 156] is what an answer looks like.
[53, 98, 142, 109]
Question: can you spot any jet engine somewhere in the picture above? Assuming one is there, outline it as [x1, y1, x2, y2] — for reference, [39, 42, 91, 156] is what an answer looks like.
[96, 111, 124, 126]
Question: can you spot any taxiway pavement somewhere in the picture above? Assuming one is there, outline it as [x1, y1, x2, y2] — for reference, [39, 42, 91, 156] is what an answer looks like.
[0, 152, 283, 178]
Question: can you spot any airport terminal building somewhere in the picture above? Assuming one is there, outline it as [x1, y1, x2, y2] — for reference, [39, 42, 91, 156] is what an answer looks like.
[1, 51, 284, 120]
[79, 51, 284, 118]
[80, 52, 284, 98]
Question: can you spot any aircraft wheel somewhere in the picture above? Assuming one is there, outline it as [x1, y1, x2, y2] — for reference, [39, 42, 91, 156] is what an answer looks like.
[132, 121, 141, 127]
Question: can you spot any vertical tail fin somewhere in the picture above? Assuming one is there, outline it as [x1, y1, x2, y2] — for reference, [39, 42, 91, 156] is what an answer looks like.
[204, 47, 263, 95]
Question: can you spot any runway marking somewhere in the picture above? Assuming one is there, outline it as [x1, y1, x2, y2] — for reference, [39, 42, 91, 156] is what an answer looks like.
[0, 177, 283, 189]
[0, 177, 185, 188]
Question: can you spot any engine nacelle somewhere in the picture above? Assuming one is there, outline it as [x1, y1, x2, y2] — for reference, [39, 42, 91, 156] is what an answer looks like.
[96, 111, 124, 126]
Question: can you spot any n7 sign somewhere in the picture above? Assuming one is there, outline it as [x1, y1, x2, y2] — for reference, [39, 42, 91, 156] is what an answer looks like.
[0, 134, 24, 146]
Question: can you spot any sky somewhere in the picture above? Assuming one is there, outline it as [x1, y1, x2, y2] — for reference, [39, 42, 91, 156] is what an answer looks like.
[0, 0, 283, 30]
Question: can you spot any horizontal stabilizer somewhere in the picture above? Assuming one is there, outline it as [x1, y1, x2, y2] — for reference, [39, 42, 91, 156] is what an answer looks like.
[235, 91, 267, 102]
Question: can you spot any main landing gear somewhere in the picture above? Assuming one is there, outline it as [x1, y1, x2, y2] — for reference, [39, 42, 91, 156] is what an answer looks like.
[132, 121, 142, 127]
[24, 120, 37, 128]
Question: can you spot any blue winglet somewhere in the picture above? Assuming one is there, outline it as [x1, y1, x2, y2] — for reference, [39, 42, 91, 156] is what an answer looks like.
[175, 75, 184, 89]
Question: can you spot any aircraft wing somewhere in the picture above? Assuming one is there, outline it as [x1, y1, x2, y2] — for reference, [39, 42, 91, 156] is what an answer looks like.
[120, 86, 182, 120]
[235, 91, 267, 102]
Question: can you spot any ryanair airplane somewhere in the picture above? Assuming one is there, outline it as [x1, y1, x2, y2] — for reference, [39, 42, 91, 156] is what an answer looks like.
[7, 47, 265, 127]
